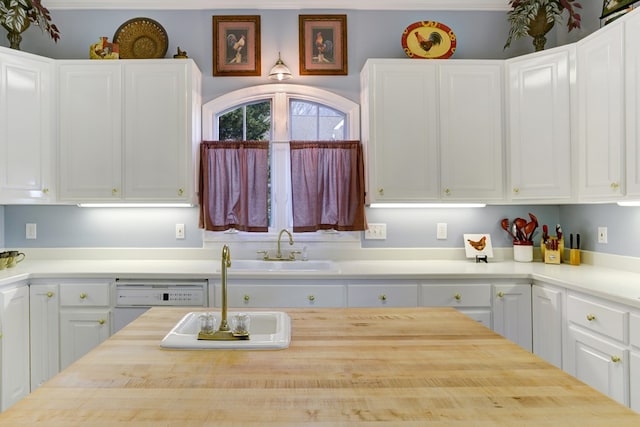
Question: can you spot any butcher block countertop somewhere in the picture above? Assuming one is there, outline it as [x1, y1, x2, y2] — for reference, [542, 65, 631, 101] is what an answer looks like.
[2, 307, 639, 426]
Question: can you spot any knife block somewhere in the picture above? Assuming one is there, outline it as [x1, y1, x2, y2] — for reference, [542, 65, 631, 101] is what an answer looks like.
[569, 249, 581, 266]
[544, 249, 561, 264]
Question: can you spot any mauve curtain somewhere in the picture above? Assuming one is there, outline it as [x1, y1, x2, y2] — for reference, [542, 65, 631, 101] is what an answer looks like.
[290, 141, 367, 232]
[198, 141, 269, 232]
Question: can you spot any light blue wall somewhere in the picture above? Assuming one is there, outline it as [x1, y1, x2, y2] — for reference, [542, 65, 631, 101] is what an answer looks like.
[3, 4, 634, 256]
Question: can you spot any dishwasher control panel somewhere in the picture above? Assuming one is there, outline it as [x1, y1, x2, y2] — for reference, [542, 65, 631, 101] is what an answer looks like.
[115, 281, 207, 307]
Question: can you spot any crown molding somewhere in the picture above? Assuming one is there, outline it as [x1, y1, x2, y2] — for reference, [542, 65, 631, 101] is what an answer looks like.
[45, 0, 510, 11]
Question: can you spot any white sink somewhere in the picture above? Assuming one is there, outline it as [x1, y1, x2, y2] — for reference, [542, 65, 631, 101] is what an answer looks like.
[160, 311, 291, 350]
[223, 259, 339, 273]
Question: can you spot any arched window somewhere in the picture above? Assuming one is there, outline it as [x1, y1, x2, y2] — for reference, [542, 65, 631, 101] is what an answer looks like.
[202, 84, 361, 242]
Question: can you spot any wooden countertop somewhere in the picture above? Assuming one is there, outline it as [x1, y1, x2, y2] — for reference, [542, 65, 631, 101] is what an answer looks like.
[2, 307, 639, 426]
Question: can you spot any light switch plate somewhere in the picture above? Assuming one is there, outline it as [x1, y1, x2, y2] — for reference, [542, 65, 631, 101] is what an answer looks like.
[176, 224, 185, 239]
[436, 223, 447, 240]
[26, 223, 37, 240]
[364, 223, 387, 240]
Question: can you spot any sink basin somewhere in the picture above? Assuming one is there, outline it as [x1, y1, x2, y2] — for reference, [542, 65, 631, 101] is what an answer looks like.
[222, 259, 339, 273]
[160, 311, 291, 350]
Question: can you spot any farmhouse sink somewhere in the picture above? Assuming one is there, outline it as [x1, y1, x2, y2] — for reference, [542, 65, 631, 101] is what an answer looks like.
[222, 259, 339, 273]
[160, 311, 291, 350]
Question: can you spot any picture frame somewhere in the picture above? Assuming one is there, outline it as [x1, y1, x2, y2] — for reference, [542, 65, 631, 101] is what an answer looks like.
[212, 15, 261, 77]
[601, 0, 640, 19]
[463, 234, 494, 259]
[298, 14, 347, 76]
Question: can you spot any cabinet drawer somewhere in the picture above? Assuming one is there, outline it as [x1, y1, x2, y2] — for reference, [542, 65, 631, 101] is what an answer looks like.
[59, 282, 111, 307]
[421, 284, 491, 307]
[567, 293, 628, 343]
[348, 284, 418, 307]
[224, 284, 345, 308]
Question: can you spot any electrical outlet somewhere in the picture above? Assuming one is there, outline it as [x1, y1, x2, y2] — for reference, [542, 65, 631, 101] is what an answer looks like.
[364, 223, 387, 240]
[26, 223, 37, 240]
[436, 223, 447, 240]
[176, 224, 185, 239]
[598, 226, 608, 244]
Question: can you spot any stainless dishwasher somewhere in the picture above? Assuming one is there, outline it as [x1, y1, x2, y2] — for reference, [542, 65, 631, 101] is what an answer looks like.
[113, 279, 208, 332]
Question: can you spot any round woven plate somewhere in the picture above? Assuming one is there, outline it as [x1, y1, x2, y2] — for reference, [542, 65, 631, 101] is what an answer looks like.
[113, 17, 169, 59]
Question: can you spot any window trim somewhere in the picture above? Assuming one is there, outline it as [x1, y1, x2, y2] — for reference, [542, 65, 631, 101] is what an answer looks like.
[201, 84, 361, 244]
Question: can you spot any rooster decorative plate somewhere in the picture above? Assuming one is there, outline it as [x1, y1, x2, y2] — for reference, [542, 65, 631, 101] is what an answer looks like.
[401, 21, 456, 59]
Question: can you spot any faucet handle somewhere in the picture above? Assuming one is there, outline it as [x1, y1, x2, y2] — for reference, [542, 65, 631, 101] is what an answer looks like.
[289, 250, 302, 260]
[256, 250, 269, 260]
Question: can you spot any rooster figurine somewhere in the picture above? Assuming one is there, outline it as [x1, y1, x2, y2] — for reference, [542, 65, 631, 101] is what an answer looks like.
[415, 31, 443, 53]
[467, 236, 487, 251]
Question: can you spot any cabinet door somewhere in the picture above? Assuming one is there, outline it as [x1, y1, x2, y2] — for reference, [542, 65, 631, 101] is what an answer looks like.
[631, 313, 640, 412]
[566, 325, 628, 406]
[625, 11, 640, 197]
[0, 49, 54, 203]
[532, 285, 563, 369]
[439, 62, 504, 201]
[29, 285, 60, 391]
[577, 23, 625, 200]
[123, 62, 191, 201]
[363, 61, 439, 202]
[493, 284, 532, 351]
[507, 47, 573, 201]
[0, 286, 30, 411]
[60, 309, 110, 370]
[58, 62, 122, 200]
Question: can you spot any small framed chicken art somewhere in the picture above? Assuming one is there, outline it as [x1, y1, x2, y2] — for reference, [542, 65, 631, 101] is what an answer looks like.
[299, 14, 348, 76]
[401, 21, 456, 59]
[463, 234, 494, 260]
[212, 15, 261, 77]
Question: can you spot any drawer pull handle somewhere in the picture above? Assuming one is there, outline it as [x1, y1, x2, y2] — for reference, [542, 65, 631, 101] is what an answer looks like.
[611, 355, 621, 363]
[497, 291, 505, 298]
[586, 314, 596, 321]
[378, 188, 384, 196]
[454, 293, 462, 301]
[79, 293, 87, 299]
[43, 188, 49, 194]
[98, 319, 106, 325]
[46, 291, 54, 298]
[378, 294, 387, 302]
[178, 188, 184, 196]
[444, 188, 451, 196]
[243, 294, 250, 302]
[307, 295, 316, 302]
[513, 187, 520, 194]
[112, 188, 118, 196]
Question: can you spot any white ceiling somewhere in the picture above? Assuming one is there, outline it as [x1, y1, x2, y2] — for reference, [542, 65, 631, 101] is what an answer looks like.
[46, 0, 510, 11]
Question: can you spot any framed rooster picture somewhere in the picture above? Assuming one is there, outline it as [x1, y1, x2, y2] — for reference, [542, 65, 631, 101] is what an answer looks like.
[463, 234, 494, 259]
[299, 15, 347, 76]
[401, 21, 456, 59]
[212, 15, 261, 77]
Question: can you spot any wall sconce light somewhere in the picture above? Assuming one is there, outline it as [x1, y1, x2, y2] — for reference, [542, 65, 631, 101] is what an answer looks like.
[268, 52, 292, 81]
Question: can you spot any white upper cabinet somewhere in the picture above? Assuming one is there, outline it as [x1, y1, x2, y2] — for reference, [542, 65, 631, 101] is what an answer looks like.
[58, 62, 122, 200]
[506, 46, 574, 202]
[361, 60, 439, 203]
[0, 47, 54, 203]
[576, 21, 625, 201]
[361, 59, 504, 204]
[58, 59, 201, 203]
[439, 62, 504, 201]
[625, 11, 640, 198]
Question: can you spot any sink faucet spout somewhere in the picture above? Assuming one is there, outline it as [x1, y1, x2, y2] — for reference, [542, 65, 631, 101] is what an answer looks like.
[219, 244, 231, 332]
[276, 229, 294, 259]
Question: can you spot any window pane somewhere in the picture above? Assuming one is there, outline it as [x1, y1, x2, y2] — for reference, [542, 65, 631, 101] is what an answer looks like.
[290, 100, 345, 140]
[218, 101, 271, 141]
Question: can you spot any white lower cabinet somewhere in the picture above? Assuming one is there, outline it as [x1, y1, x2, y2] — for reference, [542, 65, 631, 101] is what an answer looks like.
[420, 282, 492, 327]
[532, 284, 564, 368]
[29, 284, 59, 390]
[59, 281, 112, 370]
[630, 313, 640, 411]
[217, 280, 346, 308]
[347, 282, 418, 307]
[493, 284, 532, 351]
[565, 292, 630, 406]
[0, 283, 30, 411]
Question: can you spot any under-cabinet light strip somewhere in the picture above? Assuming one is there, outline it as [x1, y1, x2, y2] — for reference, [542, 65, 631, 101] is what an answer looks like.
[369, 203, 486, 208]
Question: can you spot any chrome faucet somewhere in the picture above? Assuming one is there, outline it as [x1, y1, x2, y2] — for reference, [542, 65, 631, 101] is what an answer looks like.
[276, 229, 294, 259]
